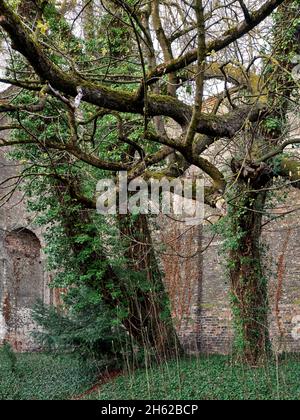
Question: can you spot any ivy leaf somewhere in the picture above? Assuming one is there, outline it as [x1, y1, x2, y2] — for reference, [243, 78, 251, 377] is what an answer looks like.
[37, 21, 49, 35]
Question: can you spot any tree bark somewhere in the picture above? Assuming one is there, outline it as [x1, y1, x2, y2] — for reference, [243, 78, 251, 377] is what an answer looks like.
[228, 183, 271, 365]
[119, 214, 182, 362]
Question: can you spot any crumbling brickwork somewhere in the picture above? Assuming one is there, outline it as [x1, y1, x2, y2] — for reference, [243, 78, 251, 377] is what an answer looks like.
[0, 229, 43, 351]
[157, 216, 202, 353]
[266, 189, 300, 353]
[159, 190, 300, 355]
[0, 147, 54, 351]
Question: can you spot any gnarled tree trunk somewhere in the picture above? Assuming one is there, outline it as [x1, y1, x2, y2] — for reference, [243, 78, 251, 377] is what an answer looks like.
[119, 214, 182, 362]
[228, 178, 271, 365]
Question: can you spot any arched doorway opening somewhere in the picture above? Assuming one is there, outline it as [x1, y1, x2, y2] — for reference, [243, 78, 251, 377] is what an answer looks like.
[1, 228, 44, 351]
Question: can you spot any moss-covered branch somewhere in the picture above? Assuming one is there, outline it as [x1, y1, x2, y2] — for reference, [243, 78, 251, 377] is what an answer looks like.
[0, 0, 269, 139]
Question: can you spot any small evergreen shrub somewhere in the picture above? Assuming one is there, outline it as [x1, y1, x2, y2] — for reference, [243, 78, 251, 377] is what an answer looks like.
[32, 286, 129, 368]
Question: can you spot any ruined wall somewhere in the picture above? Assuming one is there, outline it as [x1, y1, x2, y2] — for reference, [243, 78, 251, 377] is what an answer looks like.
[157, 205, 233, 355]
[160, 189, 300, 355]
[0, 146, 54, 352]
[266, 189, 300, 353]
[157, 217, 202, 353]
[197, 220, 233, 354]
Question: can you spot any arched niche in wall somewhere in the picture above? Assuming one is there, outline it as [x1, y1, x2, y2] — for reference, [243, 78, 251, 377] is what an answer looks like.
[3, 228, 44, 334]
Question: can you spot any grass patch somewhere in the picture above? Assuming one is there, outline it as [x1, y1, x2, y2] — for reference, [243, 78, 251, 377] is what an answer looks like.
[85, 355, 300, 400]
[0, 350, 100, 400]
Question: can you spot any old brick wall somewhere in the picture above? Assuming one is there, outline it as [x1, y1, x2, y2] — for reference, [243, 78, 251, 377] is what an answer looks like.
[159, 189, 300, 355]
[197, 219, 233, 354]
[266, 189, 300, 353]
[156, 216, 202, 353]
[0, 144, 56, 351]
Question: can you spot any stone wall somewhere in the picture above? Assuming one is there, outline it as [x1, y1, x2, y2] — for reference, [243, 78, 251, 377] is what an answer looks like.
[266, 189, 300, 353]
[159, 189, 300, 355]
[197, 223, 233, 355]
[0, 146, 55, 351]
[157, 216, 202, 353]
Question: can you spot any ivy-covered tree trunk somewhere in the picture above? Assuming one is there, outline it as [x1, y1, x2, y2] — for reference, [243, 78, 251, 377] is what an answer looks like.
[227, 178, 271, 365]
[119, 214, 182, 362]
[57, 180, 181, 361]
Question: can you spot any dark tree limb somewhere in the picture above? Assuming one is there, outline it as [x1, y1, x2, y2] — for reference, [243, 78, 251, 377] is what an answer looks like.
[0, 1, 271, 139]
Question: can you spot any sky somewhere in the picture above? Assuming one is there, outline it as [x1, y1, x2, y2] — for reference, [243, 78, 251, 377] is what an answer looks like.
[0, 48, 9, 92]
